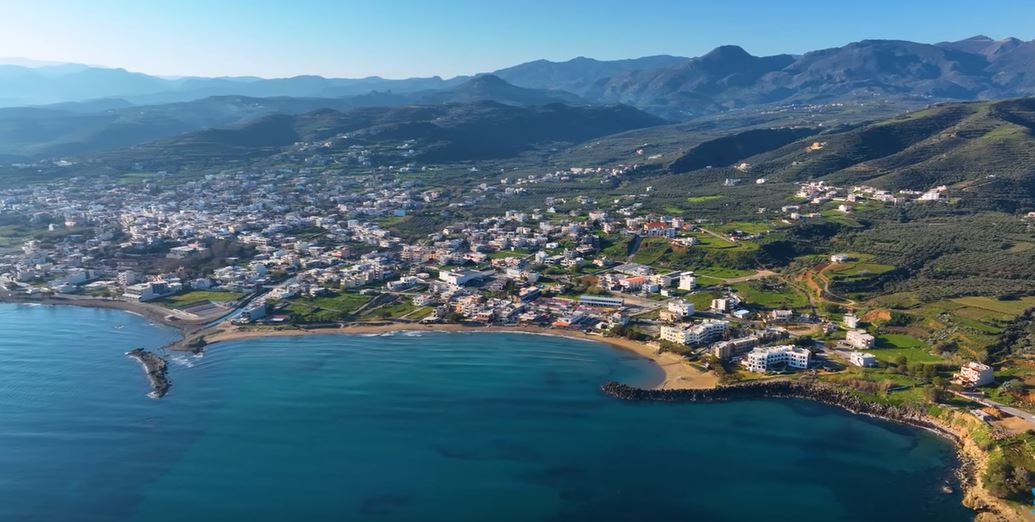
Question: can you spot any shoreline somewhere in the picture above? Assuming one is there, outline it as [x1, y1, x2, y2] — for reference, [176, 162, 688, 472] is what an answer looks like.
[0, 294, 205, 332]
[601, 381, 1025, 522]
[197, 322, 719, 390]
[0, 297, 1022, 520]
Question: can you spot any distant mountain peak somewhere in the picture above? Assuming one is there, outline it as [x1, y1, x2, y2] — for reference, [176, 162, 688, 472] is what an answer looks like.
[701, 45, 753, 61]
[467, 74, 509, 86]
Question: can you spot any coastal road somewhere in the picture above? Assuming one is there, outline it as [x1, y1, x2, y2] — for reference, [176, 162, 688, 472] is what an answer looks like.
[953, 391, 1035, 428]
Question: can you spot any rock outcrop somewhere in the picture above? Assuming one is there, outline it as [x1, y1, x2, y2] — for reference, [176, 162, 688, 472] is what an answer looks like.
[126, 348, 170, 398]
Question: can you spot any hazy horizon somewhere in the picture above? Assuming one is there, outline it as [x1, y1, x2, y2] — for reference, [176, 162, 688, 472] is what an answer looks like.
[1, 0, 1034, 79]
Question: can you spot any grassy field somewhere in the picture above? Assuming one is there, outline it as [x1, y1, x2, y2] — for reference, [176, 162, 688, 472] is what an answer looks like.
[686, 195, 723, 203]
[887, 297, 1035, 359]
[283, 292, 372, 323]
[830, 262, 896, 278]
[712, 221, 773, 235]
[685, 289, 723, 310]
[731, 278, 810, 310]
[950, 296, 1035, 316]
[871, 334, 942, 363]
[162, 290, 244, 306]
[631, 237, 672, 265]
[488, 248, 531, 259]
[599, 235, 633, 259]
[360, 299, 430, 320]
[694, 266, 755, 280]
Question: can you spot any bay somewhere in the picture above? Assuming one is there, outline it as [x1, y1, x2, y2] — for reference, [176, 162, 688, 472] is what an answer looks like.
[0, 304, 971, 521]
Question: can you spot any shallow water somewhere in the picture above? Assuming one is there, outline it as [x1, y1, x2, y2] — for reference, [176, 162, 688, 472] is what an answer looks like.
[0, 304, 972, 521]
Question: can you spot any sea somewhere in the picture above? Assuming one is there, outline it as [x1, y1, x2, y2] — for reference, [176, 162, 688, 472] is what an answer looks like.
[0, 303, 973, 521]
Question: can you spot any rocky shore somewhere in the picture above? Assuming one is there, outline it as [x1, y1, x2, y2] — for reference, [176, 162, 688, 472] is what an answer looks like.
[600, 379, 947, 433]
[601, 379, 1026, 522]
[126, 348, 171, 398]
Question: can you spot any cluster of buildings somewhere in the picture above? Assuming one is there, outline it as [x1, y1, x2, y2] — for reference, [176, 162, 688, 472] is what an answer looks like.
[791, 181, 951, 217]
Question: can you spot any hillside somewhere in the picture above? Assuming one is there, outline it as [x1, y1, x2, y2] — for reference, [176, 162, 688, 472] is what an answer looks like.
[673, 98, 1035, 208]
[669, 127, 819, 173]
[110, 101, 664, 166]
[0, 76, 590, 160]
[0, 96, 363, 160]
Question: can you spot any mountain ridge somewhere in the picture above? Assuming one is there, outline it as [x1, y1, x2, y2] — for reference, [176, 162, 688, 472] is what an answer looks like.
[5, 36, 1034, 119]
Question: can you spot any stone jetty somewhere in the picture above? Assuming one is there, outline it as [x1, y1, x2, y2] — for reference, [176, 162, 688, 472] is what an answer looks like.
[126, 348, 171, 398]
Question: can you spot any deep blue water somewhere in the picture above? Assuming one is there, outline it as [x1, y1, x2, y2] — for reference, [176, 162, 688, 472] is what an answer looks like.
[0, 303, 973, 521]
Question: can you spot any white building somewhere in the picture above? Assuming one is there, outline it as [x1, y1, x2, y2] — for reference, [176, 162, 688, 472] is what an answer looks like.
[711, 298, 734, 313]
[123, 281, 180, 302]
[660, 320, 729, 346]
[849, 351, 877, 368]
[843, 312, 859, 329]
[678, 272, 697, 291]
[117, 270, 142, 287]
[845, 329, 875, 349]
[666, 300, 694, 319]
[438, 270, 482, 287]
[954, 362, 994, 387]
[744, 345, 811, 373]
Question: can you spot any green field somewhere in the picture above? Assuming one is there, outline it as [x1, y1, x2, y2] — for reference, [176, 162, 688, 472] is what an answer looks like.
[630, 237, 672, 265]
[950, 296, 1035, 316]
[162, 290, 244, 306]
[283, 292, 372, 323]
[685, 289, 723, 310]
[830, 262, 895, 278]
[488, 248, 530, 259]
[871, 334, 942, 363]
[361, 299, 430, 320]
[686, 195, 723, 203]
[712, 221, 773, 235]
[732, 278, 810, 309]
[694, 266, 755, 280]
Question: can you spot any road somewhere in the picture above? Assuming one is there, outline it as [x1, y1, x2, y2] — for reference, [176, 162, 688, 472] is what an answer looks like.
[724, 269, 776, 283]
[953, 390, 1035, 428]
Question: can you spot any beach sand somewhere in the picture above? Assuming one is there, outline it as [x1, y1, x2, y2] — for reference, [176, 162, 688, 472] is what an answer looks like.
[200, 322, 719, 390]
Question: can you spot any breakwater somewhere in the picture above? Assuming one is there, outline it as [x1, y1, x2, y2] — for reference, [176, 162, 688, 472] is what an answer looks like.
[126, 348, 171, 398]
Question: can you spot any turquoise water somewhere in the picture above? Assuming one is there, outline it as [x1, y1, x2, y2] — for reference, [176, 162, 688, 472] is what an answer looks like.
[0, 304, 972, 522]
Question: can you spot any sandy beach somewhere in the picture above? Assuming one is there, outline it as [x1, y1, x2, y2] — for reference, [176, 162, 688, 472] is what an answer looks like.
[1, 295, 1019, 519]
[200, 322, 719, 390]
[0, 293, 717, 390]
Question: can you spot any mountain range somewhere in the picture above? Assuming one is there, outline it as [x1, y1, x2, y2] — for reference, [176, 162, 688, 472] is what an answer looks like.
[94, 101, 664, 168]
[4, 36, 1034, 119]
[3, 34, 1035, 185]
[0, 75, 587, 160]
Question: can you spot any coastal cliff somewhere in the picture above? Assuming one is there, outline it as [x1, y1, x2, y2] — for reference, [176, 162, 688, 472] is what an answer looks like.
[126, 348, 171, 398]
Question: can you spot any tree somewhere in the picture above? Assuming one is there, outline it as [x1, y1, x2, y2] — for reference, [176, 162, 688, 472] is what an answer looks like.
[923, 386, 945, 403]
[998, 379, 1024, 395]
[793, 335, 815, 348]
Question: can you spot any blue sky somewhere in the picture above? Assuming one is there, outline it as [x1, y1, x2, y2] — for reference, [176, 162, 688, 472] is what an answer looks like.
[1, 0, 1033, 78]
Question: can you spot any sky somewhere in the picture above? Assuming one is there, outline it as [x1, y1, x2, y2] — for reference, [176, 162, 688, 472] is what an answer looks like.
[1, 0, 1033, 79]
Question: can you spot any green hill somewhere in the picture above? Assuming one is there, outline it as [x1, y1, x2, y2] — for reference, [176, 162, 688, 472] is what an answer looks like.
[112, 101, 664, 167]
[670, 98, 1035, 208]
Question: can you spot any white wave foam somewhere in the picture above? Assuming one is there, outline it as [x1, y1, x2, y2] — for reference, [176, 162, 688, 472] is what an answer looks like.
[169, 355, 195, 368]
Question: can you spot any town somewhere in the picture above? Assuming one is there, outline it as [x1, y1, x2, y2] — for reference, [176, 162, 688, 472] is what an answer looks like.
[0, 159, 1013, 396]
